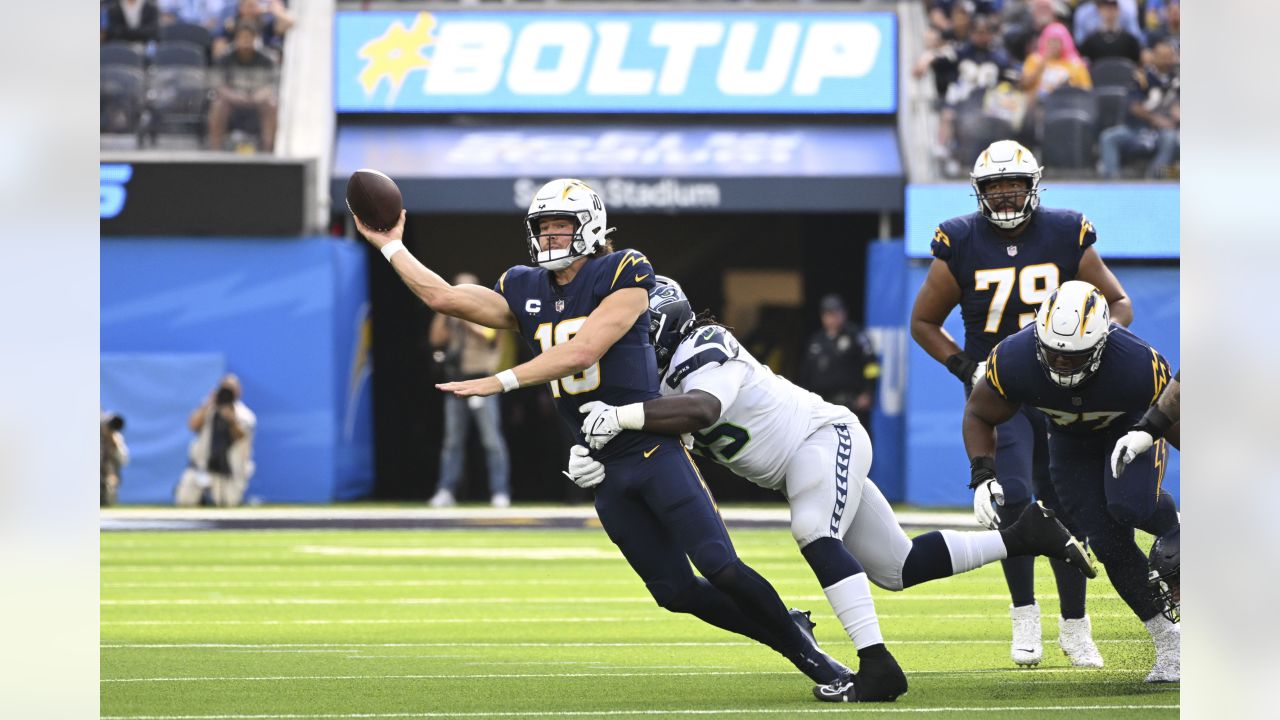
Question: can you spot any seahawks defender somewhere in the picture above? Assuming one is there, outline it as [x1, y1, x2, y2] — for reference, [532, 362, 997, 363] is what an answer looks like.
[1147, 526, 1180, 624]
[352, 179, 848, 694]
[911, 140, 1133, 667]
[573, 276, 1096, 702]
[964, 281, 1181, 682]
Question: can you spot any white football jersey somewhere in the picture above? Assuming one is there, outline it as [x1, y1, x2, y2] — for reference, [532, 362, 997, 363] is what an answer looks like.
[660, 326, 857, 491]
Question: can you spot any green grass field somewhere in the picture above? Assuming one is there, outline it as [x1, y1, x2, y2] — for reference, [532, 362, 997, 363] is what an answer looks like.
[102, 526, 1179, 719]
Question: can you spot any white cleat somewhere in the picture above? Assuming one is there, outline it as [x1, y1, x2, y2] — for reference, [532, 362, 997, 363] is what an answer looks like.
[491, 493, 511, 509]
[1144, 616, 1180, 683]
[1010, 602, 1043, 667]
[1058, 615, 1104, 668]
[428, 489, 456, 508]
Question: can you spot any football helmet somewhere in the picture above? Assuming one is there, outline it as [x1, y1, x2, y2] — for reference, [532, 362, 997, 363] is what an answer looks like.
[970, 140, 1043, 230]
[647, 275, 694, 374]
[525, 178, 611, 271]
[1033, 280, 1111, 388]
[1148, 527, 1180, 623]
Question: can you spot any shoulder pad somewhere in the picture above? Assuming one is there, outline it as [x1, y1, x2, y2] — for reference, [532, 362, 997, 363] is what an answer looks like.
[666, 327, 742, 389]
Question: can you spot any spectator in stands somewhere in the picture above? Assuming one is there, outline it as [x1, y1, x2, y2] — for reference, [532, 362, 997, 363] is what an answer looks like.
[102, 0, 160, 45]
[1098, 37, 1179, 179]
[100, 410, 129, 507]
[1073, 0, 1143, 47]
[1079, 0, 1143, 65]
[1001, 0, 1063, 62]
[1021, 22, 1092, 99]
[176, 374, 256, 508]
[212, 0, 293, 60]
[206, 23, 279, 152]
[797, 295, 880, 431]
[427, 274, 512, 509]
[1146, 0, 1179, 54]
[930, 15, 1021, 175]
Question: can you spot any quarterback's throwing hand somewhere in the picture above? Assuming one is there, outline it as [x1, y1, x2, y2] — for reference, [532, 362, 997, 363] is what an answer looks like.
[437, 376, 502, 398]
[973, 478, 1005, 530]
[562, 445, 606, 489]
[580, 401, 622, 451]
[1111, 429, 1154, 477]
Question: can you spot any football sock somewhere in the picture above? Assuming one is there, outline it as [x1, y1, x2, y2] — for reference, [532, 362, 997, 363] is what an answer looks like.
[822, 572, 885, 650]
[801, 537, 864, 588]
[902, 530, 1004, 588]
[1050, 557, 1087, 620]
[706, 560, 809, 652]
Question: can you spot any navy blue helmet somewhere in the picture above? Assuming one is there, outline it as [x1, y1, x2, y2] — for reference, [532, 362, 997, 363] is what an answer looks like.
[647, 275, 694, 374]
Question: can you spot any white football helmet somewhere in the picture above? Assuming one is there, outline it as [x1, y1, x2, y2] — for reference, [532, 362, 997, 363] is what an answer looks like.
[525, 178, 612, 271]
[971, 140, 1043, 230]
[1033, 280, 1111, 388]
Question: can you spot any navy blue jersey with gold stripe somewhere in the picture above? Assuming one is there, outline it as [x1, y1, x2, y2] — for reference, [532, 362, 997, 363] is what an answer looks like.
[496, 249, 660, 459]
[930, 207, 1097, 359]
[984, 324, 1172, 438]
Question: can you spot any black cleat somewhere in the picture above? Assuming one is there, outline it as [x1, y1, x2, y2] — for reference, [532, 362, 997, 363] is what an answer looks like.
[1003, 502, 1098, 579]
[786, 608, 851, 682]
[813, 652, 908, 703]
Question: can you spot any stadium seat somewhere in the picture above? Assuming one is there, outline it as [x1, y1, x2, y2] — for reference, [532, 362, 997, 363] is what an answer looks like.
[1042, 112, 1095, 169]
[1043, 86, 1099, 121]
[101, 65, 146, 138]
[159, 22, 212, 52]
[101, 42, 145, 70]
[956, 114, 1016, 170]
[1096, 86, 1131, 130]
[154, 40, 207, 68]
[145, 67, 210, 145]
[1090, 57, 1139, 90]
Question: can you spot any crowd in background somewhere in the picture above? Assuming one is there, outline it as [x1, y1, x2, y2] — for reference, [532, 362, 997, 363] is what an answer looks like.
[915, 0, 1179, 179]
[100, 0, 292, 152]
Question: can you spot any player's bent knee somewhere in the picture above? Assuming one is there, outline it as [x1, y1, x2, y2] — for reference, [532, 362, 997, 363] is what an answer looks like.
[1106, 501, 1152, 528]
[866, 571, 905, 592]
[688, 541, 737, 579]
[645, 579, 693, 613]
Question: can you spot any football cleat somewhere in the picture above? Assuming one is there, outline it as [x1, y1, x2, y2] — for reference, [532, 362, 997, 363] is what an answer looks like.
[1144, 617, 1180, 683]
[787, 608, 852, 680]
[1010, 602, 1043, 667]
[812, 653, 907, 703]
[1002, 502, 1098, 578]
[1058, 615, 1104, 668]
[428, 489, 456, 508]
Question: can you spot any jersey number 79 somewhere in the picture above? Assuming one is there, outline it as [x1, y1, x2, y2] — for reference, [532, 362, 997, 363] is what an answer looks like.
[974, 263, 1059, 332]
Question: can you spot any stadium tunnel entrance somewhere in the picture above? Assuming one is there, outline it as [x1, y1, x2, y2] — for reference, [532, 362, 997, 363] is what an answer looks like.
[362, 210, 901, 504]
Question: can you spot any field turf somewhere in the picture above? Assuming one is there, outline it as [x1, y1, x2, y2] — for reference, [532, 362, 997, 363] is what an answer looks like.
[102, 525, 1178, 719]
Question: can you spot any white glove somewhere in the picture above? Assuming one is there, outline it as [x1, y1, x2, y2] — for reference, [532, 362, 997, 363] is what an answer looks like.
[973, 478, 1005, 529]
[562, 444, 605, 489]
[580, 401, 622, 451]
[972, 360, 988, 387]
[1111, 430, 1154, 477]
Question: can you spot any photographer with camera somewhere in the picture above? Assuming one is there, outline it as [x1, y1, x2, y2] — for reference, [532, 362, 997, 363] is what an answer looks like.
[100, 410, 129, 507]
[175, 373, 257, 507]
[427, 273, 512, 508]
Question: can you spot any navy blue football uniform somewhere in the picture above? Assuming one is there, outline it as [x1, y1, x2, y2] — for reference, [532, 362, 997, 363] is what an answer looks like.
[497, 248, 661, 461]
[496, 250, 831, 675]
[985, 324, 1177, 620]
[931, 207, 1097, 361]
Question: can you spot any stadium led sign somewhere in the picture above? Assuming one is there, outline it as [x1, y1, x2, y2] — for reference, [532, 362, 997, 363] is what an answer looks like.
[335, 11, 897, 113]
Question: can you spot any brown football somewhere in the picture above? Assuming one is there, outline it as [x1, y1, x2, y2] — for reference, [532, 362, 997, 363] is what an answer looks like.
[345, 169, 403, 231]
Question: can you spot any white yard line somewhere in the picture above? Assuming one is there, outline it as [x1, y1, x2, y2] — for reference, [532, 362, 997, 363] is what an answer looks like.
[101, 639, 1152, 649]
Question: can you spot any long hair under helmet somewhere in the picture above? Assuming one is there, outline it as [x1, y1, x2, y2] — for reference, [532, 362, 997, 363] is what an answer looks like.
[971, 140, 1043, 231]
[1032, 280, 1111, 388]
[525, 178, 613, 271]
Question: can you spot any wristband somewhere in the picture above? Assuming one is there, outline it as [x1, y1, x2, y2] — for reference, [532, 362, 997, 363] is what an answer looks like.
[945, 353, 978, 384]
[1134, 407, 1173, 440]
[616, 403, 646, 431]
[969, 456, 997, 490]
[495, 369, 520, 393]
[380, 240, 405, 262]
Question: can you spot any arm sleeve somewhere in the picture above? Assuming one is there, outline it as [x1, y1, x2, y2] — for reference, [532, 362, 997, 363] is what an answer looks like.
[929, 225, 954, 261]
[1076, 213, 1098, 251]
[682, 361, 751, 419]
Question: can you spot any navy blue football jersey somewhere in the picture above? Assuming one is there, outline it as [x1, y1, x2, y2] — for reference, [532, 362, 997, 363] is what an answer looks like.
[496, 249, 660, 458]
[984, 324, 1173, 438]
[930, 207, 1097, 359]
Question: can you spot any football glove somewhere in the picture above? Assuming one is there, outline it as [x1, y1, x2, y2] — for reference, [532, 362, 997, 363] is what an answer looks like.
[580, 401, 622, 451]
[562, 444, 605, 489]
[969, 456, 1004, 529]
[1110, 430, 1154, 478]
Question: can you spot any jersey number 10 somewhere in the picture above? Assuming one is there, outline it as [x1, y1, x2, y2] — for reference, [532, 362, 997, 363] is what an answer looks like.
[534, 317, 601, 397]
[974, 263, 1060, 332]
